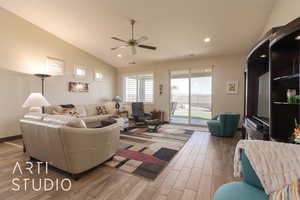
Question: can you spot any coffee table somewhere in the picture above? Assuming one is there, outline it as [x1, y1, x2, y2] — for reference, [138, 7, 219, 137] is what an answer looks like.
[146, 119, 161, 132]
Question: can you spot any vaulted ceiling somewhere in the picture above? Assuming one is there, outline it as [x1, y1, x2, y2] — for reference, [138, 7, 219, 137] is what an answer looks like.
[0, 0, 275, 67]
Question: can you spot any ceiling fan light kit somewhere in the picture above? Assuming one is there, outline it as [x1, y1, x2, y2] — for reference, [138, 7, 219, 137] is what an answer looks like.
[111, 19, 157, 55]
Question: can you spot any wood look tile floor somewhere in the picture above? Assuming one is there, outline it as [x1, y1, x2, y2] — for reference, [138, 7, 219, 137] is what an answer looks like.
[0, 131, 240, 200]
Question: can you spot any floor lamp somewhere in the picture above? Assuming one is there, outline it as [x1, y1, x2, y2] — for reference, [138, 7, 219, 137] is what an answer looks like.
[34, 74, 51, 113]
[34, 73, 51, 96]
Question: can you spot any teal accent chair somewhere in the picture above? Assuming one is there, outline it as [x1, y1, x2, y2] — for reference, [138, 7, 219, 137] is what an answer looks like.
[213, 150, 268, 200]
[207, 112, 240, 137]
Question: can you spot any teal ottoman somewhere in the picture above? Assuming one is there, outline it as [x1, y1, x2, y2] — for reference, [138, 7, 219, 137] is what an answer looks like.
[213, 182, 268, 200]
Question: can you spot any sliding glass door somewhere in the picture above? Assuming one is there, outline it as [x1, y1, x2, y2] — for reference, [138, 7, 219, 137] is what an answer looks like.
[170, 70, 190, 124]
[170, 67, 212, 125]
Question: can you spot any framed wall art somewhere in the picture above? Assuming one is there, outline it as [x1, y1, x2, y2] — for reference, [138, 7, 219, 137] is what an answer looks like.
[69, 82, 89, 92]
[226, 80, 238, 94]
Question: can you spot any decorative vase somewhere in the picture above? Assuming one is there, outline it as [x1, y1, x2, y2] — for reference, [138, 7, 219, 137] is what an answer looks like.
[287, 89, 296, 103]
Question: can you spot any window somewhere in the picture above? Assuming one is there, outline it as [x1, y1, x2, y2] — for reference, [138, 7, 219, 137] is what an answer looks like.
[124, 74, 153, 103]
[76, 68, 86, 76]
[74, 65, 87, 79]
[95, 72, 103, 81]
[45, 57, 65, 76]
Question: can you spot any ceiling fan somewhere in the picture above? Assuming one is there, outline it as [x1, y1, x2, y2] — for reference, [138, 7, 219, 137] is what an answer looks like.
[111, 19, 157, 55]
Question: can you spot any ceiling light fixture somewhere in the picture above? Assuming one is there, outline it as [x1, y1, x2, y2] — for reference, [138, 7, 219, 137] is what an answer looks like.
[204, 37, 211, 43]
[117, 54, 122, 58]
[295, 35, 300, 40]
[260, 54, 267, 58]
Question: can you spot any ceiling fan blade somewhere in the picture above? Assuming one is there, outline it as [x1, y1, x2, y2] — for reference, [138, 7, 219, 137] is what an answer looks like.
[111, 44, 129, 50]
[131, 46, 137, 55]
[111, 37, 127, 43]
[136, 36, 148, 43]
[138, 44, 157, 50]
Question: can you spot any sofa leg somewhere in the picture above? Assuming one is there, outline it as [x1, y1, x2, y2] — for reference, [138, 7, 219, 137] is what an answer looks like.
[29, 156, 37, 162]
[71, 174, 80, 181]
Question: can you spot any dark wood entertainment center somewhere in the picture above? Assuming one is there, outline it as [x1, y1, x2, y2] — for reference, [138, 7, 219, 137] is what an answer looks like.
[244, 17, 300, 142]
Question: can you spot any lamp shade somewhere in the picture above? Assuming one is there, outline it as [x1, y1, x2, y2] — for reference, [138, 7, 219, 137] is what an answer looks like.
[22, 93, 50, 108]
[112, 96, 122, 102]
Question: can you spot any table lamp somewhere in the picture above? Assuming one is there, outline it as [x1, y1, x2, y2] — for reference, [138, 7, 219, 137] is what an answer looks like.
[22, 93, 50, 113]
[112, 96, 122, 112]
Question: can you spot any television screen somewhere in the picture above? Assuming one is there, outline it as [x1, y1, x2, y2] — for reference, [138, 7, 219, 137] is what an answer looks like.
[257, 72, 270, 120]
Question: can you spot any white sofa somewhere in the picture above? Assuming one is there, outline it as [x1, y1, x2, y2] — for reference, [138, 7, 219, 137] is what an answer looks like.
[20, 112, 120, 179]
[44, 103, 115, 126]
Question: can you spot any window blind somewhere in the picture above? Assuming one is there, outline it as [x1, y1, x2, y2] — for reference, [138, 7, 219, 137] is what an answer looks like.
[125, 77, 137, 102]
[124, 74, 153, 103]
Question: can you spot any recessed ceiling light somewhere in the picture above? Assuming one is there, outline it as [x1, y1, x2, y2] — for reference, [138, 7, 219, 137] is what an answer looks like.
[204, 37, 211, 43]
[260, 54, 267, 58]
[295, 35, 300, 40]
[117, 54, 122, 58]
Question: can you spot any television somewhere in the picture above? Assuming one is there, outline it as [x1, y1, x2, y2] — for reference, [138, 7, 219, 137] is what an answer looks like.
[257, 72, 270, 122]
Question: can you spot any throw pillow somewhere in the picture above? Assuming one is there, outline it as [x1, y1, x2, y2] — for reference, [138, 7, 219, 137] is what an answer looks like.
[101, 106, 108, 114]
[60, 104, 75, 109]
[96, 106, 108, 115]
[52, 106, 64, 115]
[96, 106, 103, 115]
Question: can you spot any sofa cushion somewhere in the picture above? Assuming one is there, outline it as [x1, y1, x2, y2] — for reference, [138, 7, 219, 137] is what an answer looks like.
[85, 104, 98, 116]
[80, 116, 100, 123]
[43, 115, 74, 125]
[213, 182, 268, 200]
[44, 105, 63, 114]
[80, 114, 112, 123]
[103, 102, 115, 113]
[75, 105, 87, 117]
[24, 113, 44, 120]
[96, 114, 111, 121]
[67, 119, 87, 128]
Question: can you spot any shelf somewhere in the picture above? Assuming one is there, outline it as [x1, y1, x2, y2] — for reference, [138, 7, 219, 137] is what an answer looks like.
[273, 101, 300, 105]
[273, 74, 299, 81]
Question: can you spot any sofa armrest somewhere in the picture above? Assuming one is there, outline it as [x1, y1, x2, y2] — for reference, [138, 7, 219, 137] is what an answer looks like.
[241, 150, 264, 190]
[212, 115, 219, 120]
[60, 124, 120, 174]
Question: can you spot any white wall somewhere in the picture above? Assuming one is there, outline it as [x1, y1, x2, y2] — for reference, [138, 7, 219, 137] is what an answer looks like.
[117, 55, 245, 121]
[0, 7, 117, 138]
[263, 0, 300, 33]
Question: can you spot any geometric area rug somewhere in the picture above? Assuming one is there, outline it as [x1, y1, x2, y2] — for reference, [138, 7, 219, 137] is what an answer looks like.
[105, 126, 194, 180]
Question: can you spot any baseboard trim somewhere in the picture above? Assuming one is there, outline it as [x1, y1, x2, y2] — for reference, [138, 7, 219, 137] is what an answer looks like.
[0, 135, 22, 143]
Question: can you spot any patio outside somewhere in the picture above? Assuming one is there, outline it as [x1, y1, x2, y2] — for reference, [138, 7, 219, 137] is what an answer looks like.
[170, 76, 212, 125]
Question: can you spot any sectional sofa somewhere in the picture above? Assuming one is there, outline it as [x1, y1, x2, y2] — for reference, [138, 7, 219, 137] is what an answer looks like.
[20, 103, 121, 179]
